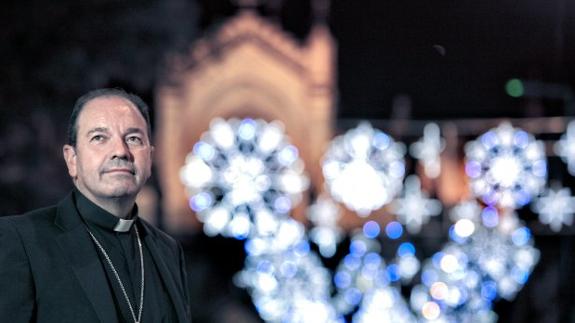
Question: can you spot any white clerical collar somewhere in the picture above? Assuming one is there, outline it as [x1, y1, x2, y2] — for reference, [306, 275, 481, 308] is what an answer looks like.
[114, 218, 136, 232]
[74, 189, 139, 233]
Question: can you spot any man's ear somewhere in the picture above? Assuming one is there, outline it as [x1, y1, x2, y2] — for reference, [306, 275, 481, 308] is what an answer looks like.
[62, 144, 78, 178]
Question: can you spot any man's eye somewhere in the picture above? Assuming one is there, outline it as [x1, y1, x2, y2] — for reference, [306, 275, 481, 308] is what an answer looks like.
[127, 136, 143, 144]
[91, 135, 105, 142]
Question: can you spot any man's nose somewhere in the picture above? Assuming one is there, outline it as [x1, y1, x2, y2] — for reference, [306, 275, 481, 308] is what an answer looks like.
[111, 137, 133, 160]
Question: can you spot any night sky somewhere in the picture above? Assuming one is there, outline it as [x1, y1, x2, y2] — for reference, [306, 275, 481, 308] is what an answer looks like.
[3, 0, 574, 123]
[196, 0, 575, 120]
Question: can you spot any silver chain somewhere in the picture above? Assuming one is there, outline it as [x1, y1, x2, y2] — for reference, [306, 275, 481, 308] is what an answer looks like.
[87, 226, 144, 323]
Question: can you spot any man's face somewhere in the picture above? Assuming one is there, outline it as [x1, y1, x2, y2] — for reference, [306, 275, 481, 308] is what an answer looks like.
[63, 96, 153, 204]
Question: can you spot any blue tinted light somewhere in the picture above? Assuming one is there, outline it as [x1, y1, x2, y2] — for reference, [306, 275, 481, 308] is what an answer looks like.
[481, 206, 499, 228]
[256, 260, 273, 273]
[481, 280, 498, 301]
[432, 252, 445, 268]
[238, 118, 257, 140]
[465, 161, 482, 178]
[193, 141, 216, 160]
[398, 242, 416, 257]
[294, 241, 310, 255]
[511, 267, 530, 284]
[387, 264, 400, 282]
[421, 269, 438, 286]
[515, 190, 532, 207]
[513, 130, 529, 148]
[511, 227, 531, 247]
[480, 131, 498, 148]
[373, 132, 390, 150]
[344, 288, 362, 305]
[344, 255, 361, 270]
[385, 221, 403, 239]
[273, 196, 292, 213]
[334, 271, 352, 289]
[350, 239, 367, 256]
[532, 160, 547, 177]
[364, 252, 382, 267]
[363, 221, 381, 239]
[190, 192, 213, 212]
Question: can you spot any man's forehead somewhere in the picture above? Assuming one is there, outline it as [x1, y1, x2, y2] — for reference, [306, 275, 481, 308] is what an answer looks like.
[83, 95, 138, 112]
[77, 96, 148, 133]
[80, 96, 144, 121]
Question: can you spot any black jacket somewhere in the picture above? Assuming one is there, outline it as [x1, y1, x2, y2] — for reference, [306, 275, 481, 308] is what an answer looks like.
[0, 192, 191, 322]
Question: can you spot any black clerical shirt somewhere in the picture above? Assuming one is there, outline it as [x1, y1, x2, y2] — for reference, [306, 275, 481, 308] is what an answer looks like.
[74, 190, 177, 323]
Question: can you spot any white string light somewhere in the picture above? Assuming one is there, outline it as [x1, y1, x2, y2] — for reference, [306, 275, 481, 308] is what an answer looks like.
[410, 123, 445, 178]
[464, 122, 547, 208]
[532, 186, 575, 232]
[307, 194, 344, 258]
[392, 175, 442, 234]
[322, 122, 406, 216]
[554, 120, 575, 175]
[180, 118, 309, 239]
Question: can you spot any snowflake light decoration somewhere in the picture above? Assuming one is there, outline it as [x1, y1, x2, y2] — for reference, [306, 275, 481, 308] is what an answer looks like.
[554, 120, 575, 175]
[447, 199, 483, 240]
[463, 211, 539, 300]
[322, 122, 405, 216]
[332, 234, 388, 315]
[391, 175, 443, 234]
[464, 122, 547, 208]
[392, 242, 421, 284]
[307, 194, 344, 258]
[532, 186, 575, 232]
[410, 245, 498, 323]
[449, 199, 483, 223]
[353, 287, 417, 323]
[236, 234, 339, 323]
[180, 118, 309, 239]
[245, 217, 307, 256]
[190, 118, 548, 323]
[411, 208, 539, 322]
[409, 123, 445, 178]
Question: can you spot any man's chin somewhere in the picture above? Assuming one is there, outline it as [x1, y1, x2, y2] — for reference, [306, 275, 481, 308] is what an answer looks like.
[108, 187, 140, 198]
[101, 183, 142, 199]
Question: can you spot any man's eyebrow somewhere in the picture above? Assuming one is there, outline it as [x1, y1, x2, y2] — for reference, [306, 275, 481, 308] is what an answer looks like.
[125, 127, 146, 135]
[86, 127, 109, 136]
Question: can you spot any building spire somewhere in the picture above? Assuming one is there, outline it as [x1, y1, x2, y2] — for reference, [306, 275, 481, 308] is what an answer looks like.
[311, 0, 330, 24]
[233, 0, 260, 10]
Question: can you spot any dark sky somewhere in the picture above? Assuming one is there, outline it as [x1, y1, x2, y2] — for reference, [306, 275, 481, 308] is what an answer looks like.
[330, 0, 575, 120]
[2, 0, 574, 121]
[194, 0, 575, 120]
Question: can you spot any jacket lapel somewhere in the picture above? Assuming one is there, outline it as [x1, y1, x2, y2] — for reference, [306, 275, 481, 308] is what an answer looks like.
[54, 193, 118, 323]
[141, 226, 189, 322]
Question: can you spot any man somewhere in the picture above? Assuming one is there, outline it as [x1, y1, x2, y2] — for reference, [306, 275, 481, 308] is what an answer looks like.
[0, 88, 191, 322]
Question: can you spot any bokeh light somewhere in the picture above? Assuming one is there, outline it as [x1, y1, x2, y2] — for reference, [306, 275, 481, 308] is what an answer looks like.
[465, 122, 547, 208]
[181, 118, 309, 239]
[322, 122, 405, 216]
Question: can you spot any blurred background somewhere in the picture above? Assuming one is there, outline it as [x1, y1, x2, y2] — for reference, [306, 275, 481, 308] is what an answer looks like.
[2, 0, 575, 322]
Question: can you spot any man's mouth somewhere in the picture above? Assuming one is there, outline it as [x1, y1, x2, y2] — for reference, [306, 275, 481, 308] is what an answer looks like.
[104, 168, 135, 175]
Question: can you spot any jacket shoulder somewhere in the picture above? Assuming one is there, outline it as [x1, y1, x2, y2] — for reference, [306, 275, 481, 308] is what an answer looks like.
[0, 205, 60, 243]
[1, 205, 58, 226]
